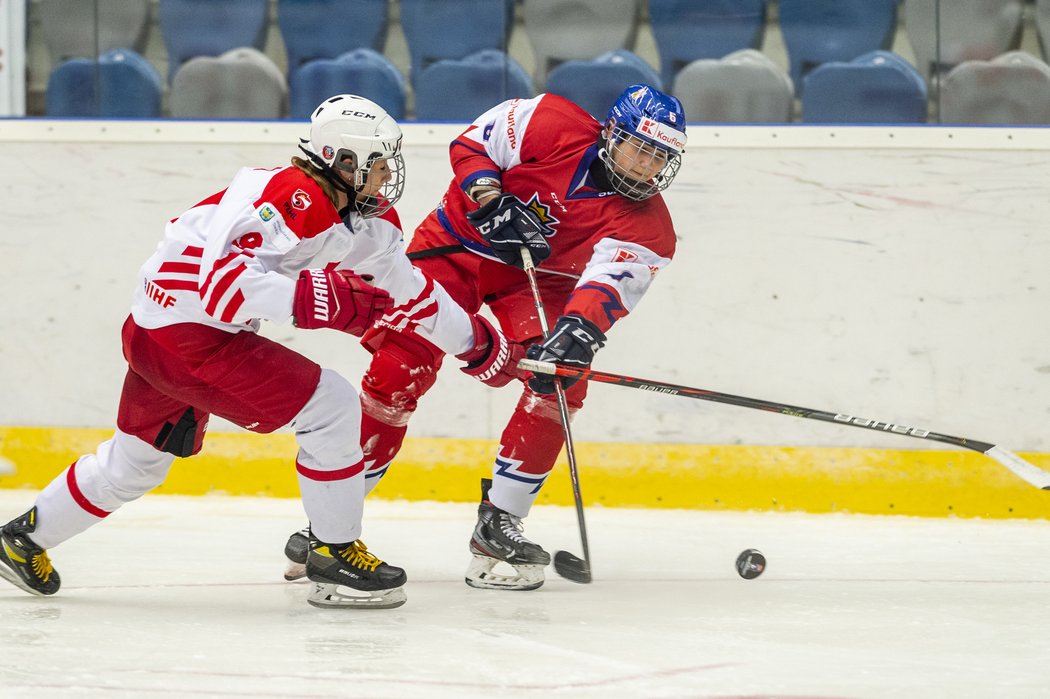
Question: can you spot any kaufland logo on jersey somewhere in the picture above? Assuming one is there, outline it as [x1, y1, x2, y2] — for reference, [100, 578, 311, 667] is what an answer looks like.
[638, 117, 686, 154]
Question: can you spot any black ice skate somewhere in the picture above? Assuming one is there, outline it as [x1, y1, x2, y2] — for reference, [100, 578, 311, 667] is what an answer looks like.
[306, 539, 407, 609]
[465, 478, 550, 591]
[282, 527, 311, 581]
[0, 507, 60, 596]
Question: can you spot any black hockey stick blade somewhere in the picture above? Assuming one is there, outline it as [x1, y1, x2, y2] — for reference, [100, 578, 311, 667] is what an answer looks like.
[518, 359, 1050, 491]
[553, 550, 592, 584]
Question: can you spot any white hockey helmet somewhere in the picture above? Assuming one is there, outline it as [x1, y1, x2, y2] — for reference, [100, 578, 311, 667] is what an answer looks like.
[298, 94, 405, 218]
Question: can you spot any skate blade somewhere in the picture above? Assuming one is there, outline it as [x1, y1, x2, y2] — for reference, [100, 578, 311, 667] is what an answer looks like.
[283, 560, 307, 582]
[307, 582, 407, 610]
[0, 559, 50, 596]
[464, 554, 544, 591]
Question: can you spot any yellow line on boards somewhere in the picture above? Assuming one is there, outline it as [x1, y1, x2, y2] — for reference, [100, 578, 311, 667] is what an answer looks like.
[1, 426, 1048, 519]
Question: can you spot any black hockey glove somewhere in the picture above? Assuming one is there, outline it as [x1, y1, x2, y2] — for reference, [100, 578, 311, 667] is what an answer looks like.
[465, 192, 551, 268]
[526, 315, 606, 394]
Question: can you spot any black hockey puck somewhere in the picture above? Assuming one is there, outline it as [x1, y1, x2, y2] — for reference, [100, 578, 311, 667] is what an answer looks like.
[735, 549, 766, 579]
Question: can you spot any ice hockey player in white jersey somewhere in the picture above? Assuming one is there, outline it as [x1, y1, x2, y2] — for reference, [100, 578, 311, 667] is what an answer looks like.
[0, 95, 522, 610]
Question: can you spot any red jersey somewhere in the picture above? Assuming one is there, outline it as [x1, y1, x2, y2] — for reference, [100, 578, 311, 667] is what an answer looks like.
[434, 93, 677, 331]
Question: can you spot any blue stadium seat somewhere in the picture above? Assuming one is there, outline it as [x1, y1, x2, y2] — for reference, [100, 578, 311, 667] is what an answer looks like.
[802, 51, 927, 124]
[158, 0, 269, 83]
[413, 49, 533, 121]
[544, 49, 661, 120]
[779, 0, 898, 93]
[46, 59, 95, 117]
[290, 49, 407, 121]
[649, 0, 766, 89]
[400, 0, 513, 85]
[277, 0, 388, 76]
[46, 48, 162, 117]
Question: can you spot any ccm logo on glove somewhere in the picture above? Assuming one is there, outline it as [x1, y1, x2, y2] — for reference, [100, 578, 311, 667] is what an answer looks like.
[465, 192, 552, 268]
[526, 315, 606, 393]
[293, 268, 394, 336]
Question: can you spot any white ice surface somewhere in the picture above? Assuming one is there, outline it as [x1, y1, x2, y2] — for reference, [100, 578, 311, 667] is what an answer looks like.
[0, 490, 1048, 698]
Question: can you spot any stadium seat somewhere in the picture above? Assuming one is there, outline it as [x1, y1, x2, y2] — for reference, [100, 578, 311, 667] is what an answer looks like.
[649, 0, 766, 89]
[779, 0, 898, 93]
[1038, 0, 1050, 62]
[39, 0, 151, 65]
[159, 0, 269, 83]
[544, 49, 661, 120]
[277, 0, 388, 76]
[414, 49, 533, 121]
[289, 49, 406, 121]
[170, 47, 287, 119]
[399, 0, 513, 86]
[46, 48, 162, 117]
[904, 0, 1023, 81]
[941, 51, 1050, 124]
[673, 49, 794, 123]
[802, 51, 927, 124]
[523, 0, 641, 89]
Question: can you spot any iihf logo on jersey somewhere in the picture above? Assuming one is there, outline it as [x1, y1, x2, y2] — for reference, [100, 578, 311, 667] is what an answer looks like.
[523, 193, 559, 236]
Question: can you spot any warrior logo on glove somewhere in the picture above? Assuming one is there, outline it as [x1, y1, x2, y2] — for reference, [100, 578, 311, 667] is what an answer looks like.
[293, 268, 394, 336]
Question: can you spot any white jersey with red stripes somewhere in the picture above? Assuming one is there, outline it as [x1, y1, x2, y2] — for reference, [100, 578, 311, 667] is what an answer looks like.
[131, 165, 474, 355]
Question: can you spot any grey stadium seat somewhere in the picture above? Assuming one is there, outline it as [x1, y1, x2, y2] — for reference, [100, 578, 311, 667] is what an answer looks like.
[1037, 0, 1050, 62]
[672, 49, 794, 123]
[523, 0, 641, 89]
[39, 0, 151, 65]
[904, 0, 1024, 81]
[940, 51, 1050, 124]
[170, 48, 287, 119]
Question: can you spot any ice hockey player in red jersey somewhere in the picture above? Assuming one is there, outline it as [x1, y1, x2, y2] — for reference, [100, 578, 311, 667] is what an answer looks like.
[0, 95, 521, 609]
[281, 84, 687, 591]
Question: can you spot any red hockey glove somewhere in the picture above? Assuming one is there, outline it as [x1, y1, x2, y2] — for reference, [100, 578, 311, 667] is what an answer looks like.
[465, 192, 552, 268]
[526, 314, 606, 394]
[457, 314, 526, 387]
[293, 268, 394, 336]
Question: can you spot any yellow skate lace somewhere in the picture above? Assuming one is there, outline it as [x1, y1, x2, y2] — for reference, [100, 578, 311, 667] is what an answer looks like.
[337, 540, 381, 572]
[30, 551, 54, 583]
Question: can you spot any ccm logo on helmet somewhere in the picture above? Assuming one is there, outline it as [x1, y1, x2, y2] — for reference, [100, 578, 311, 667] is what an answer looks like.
[637, 117, 686, 153]
[342, 110, 377, 120]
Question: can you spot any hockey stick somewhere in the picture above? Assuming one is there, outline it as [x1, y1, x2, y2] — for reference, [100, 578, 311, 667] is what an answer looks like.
[520, 249, 592, 584]
[518, 359, 1050, 491]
